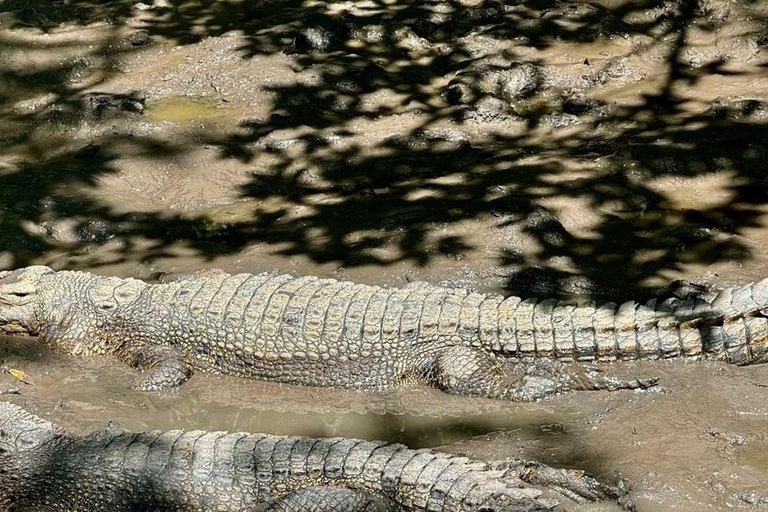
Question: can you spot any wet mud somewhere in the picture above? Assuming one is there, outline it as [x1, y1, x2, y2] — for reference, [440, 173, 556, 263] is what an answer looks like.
[2, 0, 768, 510]
[3, 334, 768, 512]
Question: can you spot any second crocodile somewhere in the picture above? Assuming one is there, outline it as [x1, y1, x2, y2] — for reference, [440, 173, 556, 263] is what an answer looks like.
[0, 400, 626, 511]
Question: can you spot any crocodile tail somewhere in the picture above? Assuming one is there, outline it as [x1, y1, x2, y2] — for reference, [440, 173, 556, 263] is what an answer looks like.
[487, 278, 768, 365]
[702, 278, 768, 365]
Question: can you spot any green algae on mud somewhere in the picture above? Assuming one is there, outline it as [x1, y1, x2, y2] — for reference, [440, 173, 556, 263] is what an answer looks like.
[144, 96, 225, 122]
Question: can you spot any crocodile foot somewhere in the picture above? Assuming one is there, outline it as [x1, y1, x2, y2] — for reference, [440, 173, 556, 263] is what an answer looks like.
[507, 360, 659, 401]
[494, 459, 634, 510]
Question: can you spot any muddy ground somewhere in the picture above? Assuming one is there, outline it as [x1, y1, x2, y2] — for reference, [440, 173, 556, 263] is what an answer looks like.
[1, 0, 768, 510]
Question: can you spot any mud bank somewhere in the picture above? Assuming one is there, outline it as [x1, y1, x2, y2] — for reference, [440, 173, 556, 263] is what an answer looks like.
[1, 0, 768, 510]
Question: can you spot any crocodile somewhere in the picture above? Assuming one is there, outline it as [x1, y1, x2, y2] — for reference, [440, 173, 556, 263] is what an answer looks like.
[0, 400, 627, 511]
[0, 266, 764, 399]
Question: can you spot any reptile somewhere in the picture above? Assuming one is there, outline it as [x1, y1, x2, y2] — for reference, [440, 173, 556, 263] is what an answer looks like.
[0, 400, 627, 511]
[0, 266, 764, 399]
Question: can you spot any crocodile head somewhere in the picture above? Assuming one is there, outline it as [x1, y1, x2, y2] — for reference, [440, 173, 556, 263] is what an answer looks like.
[0, 401, 66, 506]
[0, 266, 53, 336]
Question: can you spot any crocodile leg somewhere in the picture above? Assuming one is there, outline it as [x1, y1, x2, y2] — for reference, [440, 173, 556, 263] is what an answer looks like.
[434, 346, 656, 401]
[129, 345, 192, 391]
[262, 487, 394, 512]
[433, 345, 516, 399]
[493, 459, 632, 507]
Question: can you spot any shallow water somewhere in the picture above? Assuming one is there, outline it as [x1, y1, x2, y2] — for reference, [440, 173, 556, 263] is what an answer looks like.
[145, 96, 226, 122]
[3, 335, 768, 511]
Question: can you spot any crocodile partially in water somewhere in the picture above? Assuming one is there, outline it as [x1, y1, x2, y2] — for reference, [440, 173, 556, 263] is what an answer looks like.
[0, 266, 764, 399]
[0, 400, 627, 511]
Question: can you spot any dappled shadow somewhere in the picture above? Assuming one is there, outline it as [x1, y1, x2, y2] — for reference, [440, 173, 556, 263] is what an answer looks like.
[201, 0, 768, 299]
[0, 0, 767, 300]
[0, 10, 257, 267]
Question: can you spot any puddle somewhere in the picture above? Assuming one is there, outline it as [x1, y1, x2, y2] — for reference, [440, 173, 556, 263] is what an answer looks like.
[144, 96, 225, 122]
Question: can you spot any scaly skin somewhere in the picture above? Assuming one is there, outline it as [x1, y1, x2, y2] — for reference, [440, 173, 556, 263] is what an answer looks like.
[0, 401, 626, 512]
[0, 266, 765, 398]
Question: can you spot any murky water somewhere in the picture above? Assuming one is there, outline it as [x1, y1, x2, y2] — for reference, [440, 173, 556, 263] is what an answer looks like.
[145, 96, 227, 122]
[3, 335, 767, 511]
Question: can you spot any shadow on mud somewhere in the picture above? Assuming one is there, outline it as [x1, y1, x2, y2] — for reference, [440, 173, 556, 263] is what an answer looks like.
[1, 0, 768, 301]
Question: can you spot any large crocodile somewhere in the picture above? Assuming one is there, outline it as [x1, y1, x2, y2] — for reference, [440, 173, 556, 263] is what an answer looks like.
[0, 266, 764, 399]
[0, 400, 626, 511]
